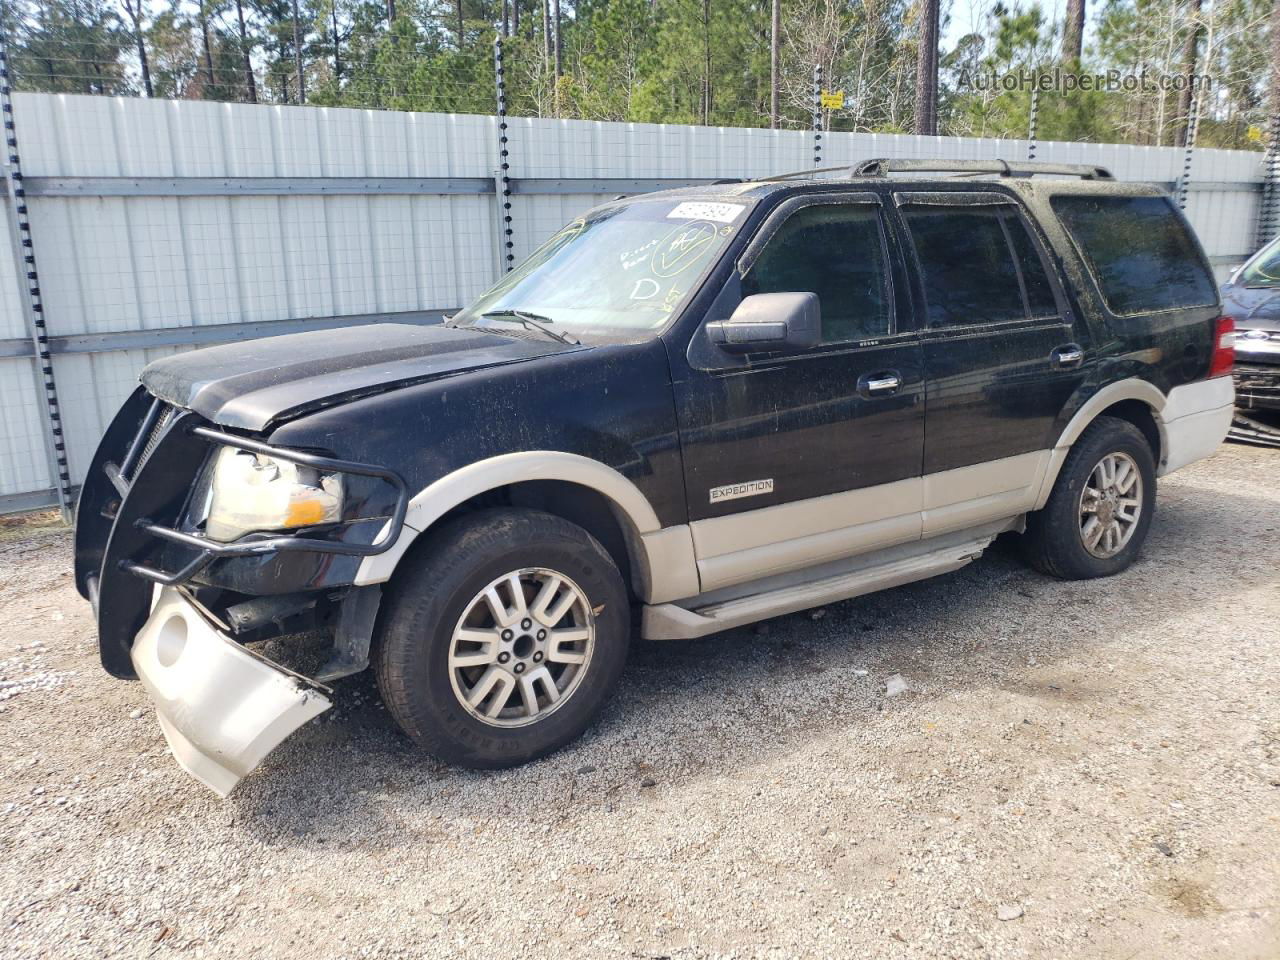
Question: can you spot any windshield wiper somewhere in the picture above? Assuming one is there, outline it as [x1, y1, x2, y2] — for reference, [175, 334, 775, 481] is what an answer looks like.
[480, 309, 580, 345]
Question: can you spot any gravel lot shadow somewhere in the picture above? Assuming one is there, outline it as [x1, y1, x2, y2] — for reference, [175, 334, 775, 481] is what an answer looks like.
[226, 475, 1279, 842]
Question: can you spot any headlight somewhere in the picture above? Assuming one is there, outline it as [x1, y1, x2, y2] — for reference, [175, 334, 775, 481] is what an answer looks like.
[205, 446, 343, 542]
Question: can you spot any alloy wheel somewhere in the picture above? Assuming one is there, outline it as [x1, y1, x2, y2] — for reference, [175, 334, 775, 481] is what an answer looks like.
[1078, 451, 1143, 559]
[447, 568, 595, 727]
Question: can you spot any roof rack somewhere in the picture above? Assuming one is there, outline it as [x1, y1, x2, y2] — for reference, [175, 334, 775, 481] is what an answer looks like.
[760, 165, 866, 181]
[758, 158, 1114, 182]
[853, 158, 1114, 180]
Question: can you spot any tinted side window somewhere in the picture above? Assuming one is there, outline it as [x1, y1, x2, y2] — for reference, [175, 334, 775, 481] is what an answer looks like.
[904, 205, 1056, 327]
[1051, 195, 1216, 314]
[742, 204, 891, 342]
[1005, 215, 1058, 317]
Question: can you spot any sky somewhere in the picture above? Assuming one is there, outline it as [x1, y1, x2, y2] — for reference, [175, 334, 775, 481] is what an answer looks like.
[942, 0, 1099, 50]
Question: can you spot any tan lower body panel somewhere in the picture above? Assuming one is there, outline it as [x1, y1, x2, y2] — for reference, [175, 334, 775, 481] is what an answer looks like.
[689, 477, 921, 593]
[687, 451, 1049, 595]
[921, 450, 1050, 536]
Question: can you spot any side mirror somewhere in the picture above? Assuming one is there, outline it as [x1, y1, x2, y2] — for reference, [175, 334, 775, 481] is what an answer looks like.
[706, 292, 821, 354]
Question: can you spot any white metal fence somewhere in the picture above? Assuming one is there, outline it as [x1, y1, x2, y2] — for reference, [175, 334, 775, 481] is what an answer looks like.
[0, 91, 1267, 513]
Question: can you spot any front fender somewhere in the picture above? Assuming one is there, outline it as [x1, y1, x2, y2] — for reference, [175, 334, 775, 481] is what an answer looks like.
[351, 450, 669, 588]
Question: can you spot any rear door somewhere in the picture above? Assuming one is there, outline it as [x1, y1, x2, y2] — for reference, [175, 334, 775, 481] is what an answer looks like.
[894, 191, 1089, 535]
[671, 192, 926, 592]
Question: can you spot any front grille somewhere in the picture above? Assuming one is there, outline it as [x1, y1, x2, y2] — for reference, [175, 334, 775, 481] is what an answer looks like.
[1234, 363, 1280, 388]
[1234, 361, 1280, 374]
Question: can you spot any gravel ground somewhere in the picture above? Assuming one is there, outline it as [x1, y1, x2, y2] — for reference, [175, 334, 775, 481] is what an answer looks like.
[2, 444, 1278, 959]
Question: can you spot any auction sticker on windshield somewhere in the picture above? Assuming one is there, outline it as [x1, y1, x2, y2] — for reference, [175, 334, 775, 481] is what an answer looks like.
[667, 201, 745, 223]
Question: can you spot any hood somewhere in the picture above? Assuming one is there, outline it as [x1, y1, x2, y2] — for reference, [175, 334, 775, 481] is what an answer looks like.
[141, 322, 580, 430]
[1222, 283, 1280, 330]
[1222, 284, 1280, 364]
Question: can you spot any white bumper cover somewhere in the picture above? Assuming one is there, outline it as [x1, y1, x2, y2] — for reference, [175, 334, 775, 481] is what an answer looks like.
[1159, 376, 1235, 475]
[131, 587, 331, 796]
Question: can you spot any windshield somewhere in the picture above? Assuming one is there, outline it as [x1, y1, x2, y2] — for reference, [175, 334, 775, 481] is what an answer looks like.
[452, 198, 751, 335]
[1239, 235, 1280, 287]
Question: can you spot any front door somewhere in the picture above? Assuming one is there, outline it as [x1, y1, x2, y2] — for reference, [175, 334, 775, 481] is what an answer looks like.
[671, 194, 926, 592]
[894, 191, 1090, 535]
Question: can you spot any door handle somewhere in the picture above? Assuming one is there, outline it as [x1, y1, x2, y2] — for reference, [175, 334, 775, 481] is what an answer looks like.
[1051, 344, 1085, 369]
[858, 370, 902, 398]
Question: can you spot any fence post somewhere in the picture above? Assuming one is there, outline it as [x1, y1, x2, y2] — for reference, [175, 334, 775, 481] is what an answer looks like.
[0, 38, 73, 520]
[812, 64, 823, 167]
[1027, 83, 1039, 162]
[1176, 88, 1200, 212]
[1256, 112, 1280, 249]
[494, 35, 515, 274]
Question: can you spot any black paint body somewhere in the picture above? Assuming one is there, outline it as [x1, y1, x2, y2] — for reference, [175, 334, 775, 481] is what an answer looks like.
[76, 176, 1221, 678]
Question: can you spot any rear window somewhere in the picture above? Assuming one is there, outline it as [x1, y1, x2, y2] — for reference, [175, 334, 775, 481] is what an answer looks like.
[1051, 195, 1216, 315]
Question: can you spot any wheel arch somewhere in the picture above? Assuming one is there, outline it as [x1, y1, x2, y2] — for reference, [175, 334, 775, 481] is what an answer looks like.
[355, 452, 694, 603]
[1033, 378, 1169, 510]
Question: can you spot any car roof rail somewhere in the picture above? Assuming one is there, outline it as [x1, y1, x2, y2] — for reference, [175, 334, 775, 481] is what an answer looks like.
[759, 165, 864, 181]
[851, 157, 1115, 180]
[758, 158, 1114, 182]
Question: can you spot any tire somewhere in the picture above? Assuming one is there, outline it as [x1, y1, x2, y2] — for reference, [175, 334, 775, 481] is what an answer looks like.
[373, 507, 630, 768]
[1022, 416, 1157, 580]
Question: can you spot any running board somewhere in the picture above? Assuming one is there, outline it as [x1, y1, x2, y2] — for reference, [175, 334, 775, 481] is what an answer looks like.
[641, 525, 1007, 640]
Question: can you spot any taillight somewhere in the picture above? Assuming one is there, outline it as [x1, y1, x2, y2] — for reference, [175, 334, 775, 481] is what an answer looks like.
[1208, 315, 1235, 378]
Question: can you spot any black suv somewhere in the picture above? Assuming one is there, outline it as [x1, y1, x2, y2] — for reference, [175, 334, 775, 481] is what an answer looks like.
[75, 159, 1235, 795]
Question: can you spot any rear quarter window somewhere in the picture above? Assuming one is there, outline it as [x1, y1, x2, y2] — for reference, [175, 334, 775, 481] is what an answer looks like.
[1050, 194, 1216, 315]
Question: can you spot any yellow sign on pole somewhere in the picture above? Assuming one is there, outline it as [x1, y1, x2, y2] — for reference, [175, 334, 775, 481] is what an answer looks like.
[820, 89, 845, 110]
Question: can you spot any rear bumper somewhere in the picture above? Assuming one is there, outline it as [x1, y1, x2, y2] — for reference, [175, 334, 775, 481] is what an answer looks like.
[1160, 376, 1234, 475]
[132, 587, 331, 796]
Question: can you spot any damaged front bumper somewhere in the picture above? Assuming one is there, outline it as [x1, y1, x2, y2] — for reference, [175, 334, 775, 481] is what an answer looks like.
[75, 389, 407, 680]
[132, 587, 332, 796]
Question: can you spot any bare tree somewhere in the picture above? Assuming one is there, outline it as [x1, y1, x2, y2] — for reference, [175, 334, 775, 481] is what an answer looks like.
[234, 0, 256, 102]
[770, 0, 780, 127]
[542, 0, 550, 61]
[1272, 0, 1280, 127]
[120, 0, 153, 96]
[915, 0, 939, 134]
[457, 0, 465, 46]
[1062, 0, 1085, 63]
[330, 3, 341, 83]
[1176, 0, 1203, 146]
[197, 0, 216, 93]
[291, 0, 306, 102]
[387, 0, 395, 22]
[701, 0, 711, 124]
[553, 0, 562, 80]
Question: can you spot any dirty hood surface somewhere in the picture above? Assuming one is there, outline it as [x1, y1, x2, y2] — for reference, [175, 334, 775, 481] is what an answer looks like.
[1222, 283, 1280, 365]
[1222, 283, 1280, 331]
[141, 322, 578, 430]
